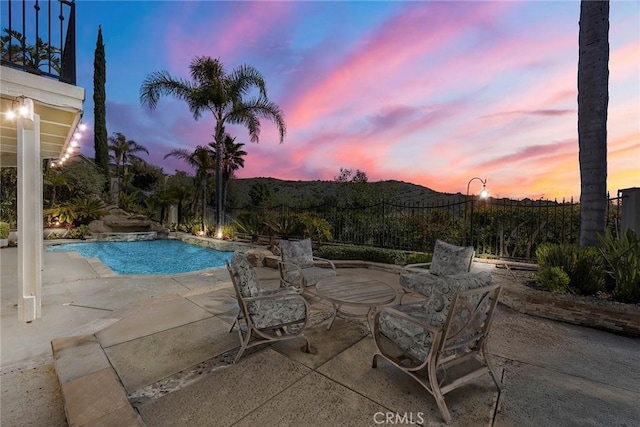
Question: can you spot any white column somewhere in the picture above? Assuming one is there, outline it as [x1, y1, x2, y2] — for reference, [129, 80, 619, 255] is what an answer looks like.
[17, 113, 42, 322]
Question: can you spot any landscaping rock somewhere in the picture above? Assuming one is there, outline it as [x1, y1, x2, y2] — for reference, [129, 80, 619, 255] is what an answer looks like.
[245, 248, 274, 267]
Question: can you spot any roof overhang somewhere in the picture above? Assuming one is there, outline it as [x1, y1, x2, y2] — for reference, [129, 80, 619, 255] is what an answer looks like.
[0, 66, 85, 167]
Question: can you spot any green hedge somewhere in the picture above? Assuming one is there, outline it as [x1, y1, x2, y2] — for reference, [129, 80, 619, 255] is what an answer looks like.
[317, 244, 408, 265]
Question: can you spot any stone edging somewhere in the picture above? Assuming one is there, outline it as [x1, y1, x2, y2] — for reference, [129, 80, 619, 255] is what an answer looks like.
[497, 281, 640, 337]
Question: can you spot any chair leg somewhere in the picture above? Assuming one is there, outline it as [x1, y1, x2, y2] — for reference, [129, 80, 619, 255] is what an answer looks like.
[428, 361, 452, 424]
[233, 328, 252, 364]
[372, 353, 379, 368]
[482, 343, 502, 391]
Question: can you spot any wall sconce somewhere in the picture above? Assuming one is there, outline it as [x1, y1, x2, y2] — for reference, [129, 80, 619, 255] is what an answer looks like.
[6, 97, 34, 122]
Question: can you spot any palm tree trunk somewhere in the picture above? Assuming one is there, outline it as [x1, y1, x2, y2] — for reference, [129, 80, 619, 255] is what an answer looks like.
[578, 0, 609, 247]
[215, 127, 224, 235]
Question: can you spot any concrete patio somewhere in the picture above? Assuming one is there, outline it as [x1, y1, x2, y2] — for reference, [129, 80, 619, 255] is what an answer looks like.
[1, 246, 639, 426]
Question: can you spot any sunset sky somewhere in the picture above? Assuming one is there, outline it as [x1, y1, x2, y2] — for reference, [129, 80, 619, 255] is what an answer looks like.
[72, 0, 639, 200]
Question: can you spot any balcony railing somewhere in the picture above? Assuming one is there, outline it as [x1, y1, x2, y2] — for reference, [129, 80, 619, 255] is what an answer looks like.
[1, 0, 76, 85]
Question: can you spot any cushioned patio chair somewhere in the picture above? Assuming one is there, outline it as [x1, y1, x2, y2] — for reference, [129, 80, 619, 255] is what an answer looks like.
[399, 239, 475, 305]
[226, 252, 311, 364]
[278, 238, 337, 294]
[372, 280, 502, 424]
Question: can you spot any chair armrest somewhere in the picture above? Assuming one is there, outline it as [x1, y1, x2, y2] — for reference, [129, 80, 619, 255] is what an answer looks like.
[278, 261, 305, 288]
[378, 306, 441, 335]
[404, 262, 431, 273]
[312, 256, 336, 270]
[244, 292, 307, 305]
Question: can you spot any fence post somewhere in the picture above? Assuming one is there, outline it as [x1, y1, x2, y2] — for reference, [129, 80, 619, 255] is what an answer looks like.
[620, 187, 640, 235]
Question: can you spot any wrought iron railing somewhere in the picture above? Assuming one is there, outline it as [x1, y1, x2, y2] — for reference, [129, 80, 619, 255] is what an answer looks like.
[1, 0, 76, 84]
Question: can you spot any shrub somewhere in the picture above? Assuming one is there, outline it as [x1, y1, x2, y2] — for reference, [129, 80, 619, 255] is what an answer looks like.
[220, 225, 236, 240]
[0, 221, 9, 239]
[234, 212, 265, 242]
[535, 243, 604, 296]
[67, 225, 91, 240]
[299, 212, 332, 242]
[406, 252, 432, 265]
[536, 266, 570, 294]
[598, 229, 640, 303]
[317, 244, 407, 265]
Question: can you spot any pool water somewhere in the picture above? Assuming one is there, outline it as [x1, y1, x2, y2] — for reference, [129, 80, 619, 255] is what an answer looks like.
[46, 240, 233, 275]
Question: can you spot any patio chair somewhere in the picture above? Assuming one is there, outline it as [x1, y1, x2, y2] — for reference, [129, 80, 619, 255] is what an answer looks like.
[226, 252, 311, 364]
[372, 281, 502, 424]
[399, 239, 475, 305]
[278, 238, 337, 294]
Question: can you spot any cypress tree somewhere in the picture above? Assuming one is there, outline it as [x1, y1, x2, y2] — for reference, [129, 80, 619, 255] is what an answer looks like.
[93, 25, 109, 190]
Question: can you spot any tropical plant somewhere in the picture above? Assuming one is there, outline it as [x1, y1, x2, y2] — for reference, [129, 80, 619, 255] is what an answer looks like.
[218, 133, 247, 208]
[67, 225, 91, 240]
[536, 266, 571, 294]
[0, 221, 9, 239]
[299, 212, 332, 242]
[164, 145, 215, 232]
[108, 132, 149, 197]
[44, 169, 70, 206]
[118, 191, 139, 212]
[577, 1, 609, 247]
[166, 171, 196, 225]
[234, 212, 265, 242]
[58, 161, 106, 201]
[140, 56, 286, 233]
[0, 29, 61, 73]
[45, 204, 77, 229]
[535, 243, 605, 296]
[598, 229, 640, 303]
[47, 197, 107, 228]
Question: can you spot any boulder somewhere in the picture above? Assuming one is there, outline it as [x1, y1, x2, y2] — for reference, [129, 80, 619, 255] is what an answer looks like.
[245, 248, 274, 267]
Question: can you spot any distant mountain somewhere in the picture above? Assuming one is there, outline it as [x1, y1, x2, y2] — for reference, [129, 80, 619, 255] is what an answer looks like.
[226, 177, 465, 207]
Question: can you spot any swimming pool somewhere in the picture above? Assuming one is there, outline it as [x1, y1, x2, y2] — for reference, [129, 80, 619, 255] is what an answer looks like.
[46, 240, 233, 275]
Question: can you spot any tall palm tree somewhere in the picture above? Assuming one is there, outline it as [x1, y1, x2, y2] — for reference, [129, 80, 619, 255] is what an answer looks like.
[164, 145, 215, 232]
[210, 133, 247, 209]
[578, 0, 609, 247]
[108, 132, 149, 196]
[140, 56, 286, 234]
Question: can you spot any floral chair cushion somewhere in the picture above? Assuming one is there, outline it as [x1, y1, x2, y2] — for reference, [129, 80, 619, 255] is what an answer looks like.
[429, 240, 475, 276]
[280, 238, 315, 270]
[379, 304, 435, 361]
[247, 296, 307, 329]
[381, 271, 493, 361]
[230, 252, 261, 297]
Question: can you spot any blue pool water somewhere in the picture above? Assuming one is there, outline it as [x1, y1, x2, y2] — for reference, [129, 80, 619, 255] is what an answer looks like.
[46, 240, 233, 275]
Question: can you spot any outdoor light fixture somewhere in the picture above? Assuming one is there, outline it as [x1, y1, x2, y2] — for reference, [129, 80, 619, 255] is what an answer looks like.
[5, 97, 34, 122]
[467, 177, 488, 199]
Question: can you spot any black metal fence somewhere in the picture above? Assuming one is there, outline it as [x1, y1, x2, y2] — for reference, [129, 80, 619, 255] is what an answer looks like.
[219, 192, 622, 261]
[1, 0, 76, 84]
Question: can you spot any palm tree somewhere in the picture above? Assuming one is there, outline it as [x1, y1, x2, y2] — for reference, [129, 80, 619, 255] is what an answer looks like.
[0, 29, 61, 73]
[43, 169, 70, 207]
[211, 133, 247, 209]
[578, 0, 609, 247]
[108, 132, 149, 196]
[140, 56, 286, 234]
[164, 145, 215, 232]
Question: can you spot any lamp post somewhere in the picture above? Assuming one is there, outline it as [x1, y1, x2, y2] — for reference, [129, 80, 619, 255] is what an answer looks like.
[466, 177, 488, 246]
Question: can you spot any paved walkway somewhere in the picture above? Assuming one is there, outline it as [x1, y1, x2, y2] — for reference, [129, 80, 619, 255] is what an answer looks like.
[1, 247, 639, 426]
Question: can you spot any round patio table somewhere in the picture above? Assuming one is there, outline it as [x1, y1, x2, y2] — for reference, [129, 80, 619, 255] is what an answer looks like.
[315, 275, 396, 334]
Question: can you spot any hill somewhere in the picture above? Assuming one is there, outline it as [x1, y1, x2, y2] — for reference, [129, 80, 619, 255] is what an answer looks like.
[226, 177, 465, 207]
